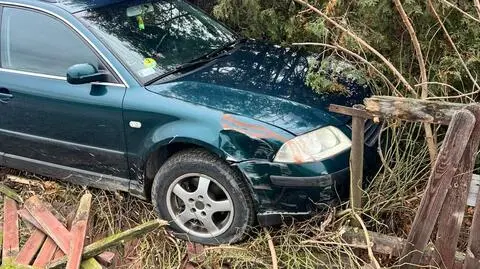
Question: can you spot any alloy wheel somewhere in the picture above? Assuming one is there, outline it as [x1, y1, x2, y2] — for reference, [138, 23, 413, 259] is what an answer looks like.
[166, 173, 234, 238]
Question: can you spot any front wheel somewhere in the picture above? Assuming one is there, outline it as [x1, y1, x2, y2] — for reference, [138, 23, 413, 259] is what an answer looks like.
[151, 149, 254, 244]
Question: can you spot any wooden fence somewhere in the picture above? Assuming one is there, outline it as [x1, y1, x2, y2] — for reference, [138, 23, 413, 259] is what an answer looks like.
[330, 96, 480, 269]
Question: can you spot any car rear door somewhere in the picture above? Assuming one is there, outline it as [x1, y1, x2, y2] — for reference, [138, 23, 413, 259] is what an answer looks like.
[0, 6, 129, 179]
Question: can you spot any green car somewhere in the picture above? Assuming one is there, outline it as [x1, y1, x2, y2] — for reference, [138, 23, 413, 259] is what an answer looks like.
[0, 0, 378, 244]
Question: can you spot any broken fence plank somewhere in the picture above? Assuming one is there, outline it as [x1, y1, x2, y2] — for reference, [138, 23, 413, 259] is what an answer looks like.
[24, 196, 71, 254]
[15, 229, 47, 265]
[3, 197, 20, 262]
[350, 108, 366, 213]
[48, 219, 168, 268]
[364, 96, 466, 125]
[66, 193, 92, 269]
[329, 104, 375, 119]
[465, 185, 480, 269]
[18, 209, 47, 234]
[0, 184, 23, 204]
[400, 110, 476, 268]
[432, 105, 480, 269]
[33, 237, 58, 268]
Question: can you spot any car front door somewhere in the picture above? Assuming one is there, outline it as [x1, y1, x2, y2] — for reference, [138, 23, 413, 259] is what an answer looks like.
[0, 6, 129, 179]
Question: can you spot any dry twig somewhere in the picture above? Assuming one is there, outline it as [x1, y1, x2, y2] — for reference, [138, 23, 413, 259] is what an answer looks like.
[293, 0, 417, 96]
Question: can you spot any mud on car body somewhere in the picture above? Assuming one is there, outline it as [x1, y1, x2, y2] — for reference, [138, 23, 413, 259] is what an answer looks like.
[0, 0, 379, 244]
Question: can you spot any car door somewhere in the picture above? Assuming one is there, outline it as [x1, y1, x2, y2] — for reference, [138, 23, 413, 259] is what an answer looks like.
[0, 6, 129, 178]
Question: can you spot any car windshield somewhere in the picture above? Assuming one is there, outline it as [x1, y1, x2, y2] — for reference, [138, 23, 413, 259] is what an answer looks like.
[76, 0, 236, 84]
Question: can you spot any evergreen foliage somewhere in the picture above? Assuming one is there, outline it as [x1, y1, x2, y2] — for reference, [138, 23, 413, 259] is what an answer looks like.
[197, 0, 480, 98]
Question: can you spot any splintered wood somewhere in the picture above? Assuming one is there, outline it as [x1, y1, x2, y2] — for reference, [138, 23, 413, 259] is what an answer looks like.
[0, 187, 167, 269]
[330, 98, 480, 269]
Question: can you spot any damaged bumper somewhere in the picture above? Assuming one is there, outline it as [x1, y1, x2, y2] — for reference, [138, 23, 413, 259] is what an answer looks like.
[234, 150, 351, 226]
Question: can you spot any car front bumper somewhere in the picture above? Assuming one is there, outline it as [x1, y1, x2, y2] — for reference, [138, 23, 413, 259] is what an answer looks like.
[234, 150, 352, 226]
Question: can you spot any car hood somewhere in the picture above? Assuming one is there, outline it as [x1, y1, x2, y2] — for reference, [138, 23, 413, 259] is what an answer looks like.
[146, 40, 370, 135]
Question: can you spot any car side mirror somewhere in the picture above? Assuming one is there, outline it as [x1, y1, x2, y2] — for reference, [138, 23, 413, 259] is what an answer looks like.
[67, 63, 107, 85]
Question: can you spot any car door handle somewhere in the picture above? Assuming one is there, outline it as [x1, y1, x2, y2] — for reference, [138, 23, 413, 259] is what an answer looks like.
[0, 88, 13, 104]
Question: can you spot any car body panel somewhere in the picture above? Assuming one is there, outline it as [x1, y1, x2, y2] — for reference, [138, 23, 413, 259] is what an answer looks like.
[0, 0, 377, 223]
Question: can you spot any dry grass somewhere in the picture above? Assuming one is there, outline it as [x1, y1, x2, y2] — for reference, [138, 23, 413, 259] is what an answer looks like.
[0, 121, 448, 269]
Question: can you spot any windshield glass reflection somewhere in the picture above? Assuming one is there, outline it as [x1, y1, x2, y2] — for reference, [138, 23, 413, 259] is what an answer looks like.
[77, 0, 235, 83]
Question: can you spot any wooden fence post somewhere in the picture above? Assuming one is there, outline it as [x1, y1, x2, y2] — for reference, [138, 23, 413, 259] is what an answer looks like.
[400, 110, 476, 268]
[350, 105, 366, 213]
[431, 105, 480, 269]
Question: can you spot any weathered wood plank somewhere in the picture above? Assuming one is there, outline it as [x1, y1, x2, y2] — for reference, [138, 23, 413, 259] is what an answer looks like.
[48, 219, 168, 268]
[400, 110, 476, 268]
[350, 107, 366, 212]
[465, 187, 480, 268]
[24, 196, 71, 254]
[0, 184, 23, 204]
[66, 193, 92, 269]
[432, 105, 480, 268]
[18, 209, 46, 234]
[15, 229, 47, 265]
[341, 227, 467, 264]
[33, 238, 58, 268]
[3, 197, 20, 262]
[329, 104, 375, 119]
[364, 96, 466, 125]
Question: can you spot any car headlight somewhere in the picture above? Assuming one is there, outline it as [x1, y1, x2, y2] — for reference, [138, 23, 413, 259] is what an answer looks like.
[273, 126, 351, 163]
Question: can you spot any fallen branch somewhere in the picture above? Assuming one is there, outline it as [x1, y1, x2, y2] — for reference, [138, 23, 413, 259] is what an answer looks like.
[264, 228, 278, 269]
[475, 0, 480, 19]
[48, 219, 168, 268]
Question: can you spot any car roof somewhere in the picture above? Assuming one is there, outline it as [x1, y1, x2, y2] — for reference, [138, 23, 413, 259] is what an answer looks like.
[38, 0, 128, 13]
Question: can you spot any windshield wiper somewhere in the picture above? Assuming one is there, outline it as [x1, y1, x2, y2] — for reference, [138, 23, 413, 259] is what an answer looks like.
[145, 38, 246, 85]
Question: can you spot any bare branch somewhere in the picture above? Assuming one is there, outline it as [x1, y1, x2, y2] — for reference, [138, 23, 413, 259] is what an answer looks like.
[293, 0, 418, 97]
[393, 0, 437, 162]
[428, 0, 480, 92]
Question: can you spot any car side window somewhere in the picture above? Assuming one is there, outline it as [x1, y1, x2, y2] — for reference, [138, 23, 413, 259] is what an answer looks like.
[1, 7, 100, 77]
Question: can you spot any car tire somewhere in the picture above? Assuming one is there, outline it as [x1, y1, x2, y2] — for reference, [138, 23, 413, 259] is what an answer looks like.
[151, 148, 254, 244]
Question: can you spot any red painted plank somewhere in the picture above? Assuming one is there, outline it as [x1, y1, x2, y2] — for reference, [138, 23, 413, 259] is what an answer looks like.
[24, 196, 71, 254]
[18, 209, 46, 234]
[3, 197, 19, 261]
[66, 193, 92, 269]
[33, 237, 58, 267]
[15, 229, 46, 265]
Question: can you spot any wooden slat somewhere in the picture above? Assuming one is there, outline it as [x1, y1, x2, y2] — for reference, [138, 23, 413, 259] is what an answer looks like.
[400, 110, 476, 268]
[48, 219, 168, 268]
[465, 188, 480, 268]
[350, 108, 366, 212]
[0, 184, 23, 204]
[364, 96, 465, 125]
[33, 238, 58, 267]
[15, 229, 47, 265]
[3, 197, 20, 261]
[329, 104, 375, 119]
[24, 196, 71, 254]
[66, 193, 92, 269]
[432, 105, 480, 268]
[18, 209, 46, 234]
